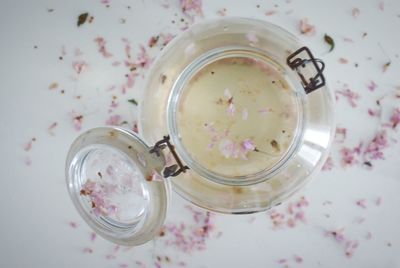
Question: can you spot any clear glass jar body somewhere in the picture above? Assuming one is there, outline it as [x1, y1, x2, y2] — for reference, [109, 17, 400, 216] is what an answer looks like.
[139, 18, 335, 214]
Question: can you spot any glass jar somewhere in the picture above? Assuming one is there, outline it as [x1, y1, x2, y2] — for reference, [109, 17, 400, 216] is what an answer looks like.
[66, 18, 334, 246]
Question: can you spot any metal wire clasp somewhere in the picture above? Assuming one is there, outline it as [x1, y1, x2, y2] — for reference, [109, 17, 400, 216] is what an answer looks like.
[287, 46, 326, 94]
[149, 136, 189, 178]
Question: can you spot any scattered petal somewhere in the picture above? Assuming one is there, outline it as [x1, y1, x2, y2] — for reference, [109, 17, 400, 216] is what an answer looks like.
[246, 32, 258, 44]
[94, 37, 113, 58]
[90, 232, 96, 242]
[217, 8, 227, 16]
[335, 87, 360, 107]
[368, 108, 381, 117]
[72, 61, 88, 74]
[180, 0, 203, 19]
[83, 247, 93, 253]
[105, 115, 122, 126]
[226, 102, 235, 116]
[322, 156, 334, 171]
[367, 80, 378, 91]
[294, 255, 303, 263]
[70, 112, 84, 131]
[299, 18, 315, 36]
[379, 1, 384, 11]
[356, 199, 367, 209]
[352, 8, 360, 18]
[389, 108, 400, 129]
[24, 138, 36, 151]
[335, 127, 347, 143]
[48, 122, 58, 136]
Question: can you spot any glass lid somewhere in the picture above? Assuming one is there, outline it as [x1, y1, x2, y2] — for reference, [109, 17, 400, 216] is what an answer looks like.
[65, 127, 170, 245]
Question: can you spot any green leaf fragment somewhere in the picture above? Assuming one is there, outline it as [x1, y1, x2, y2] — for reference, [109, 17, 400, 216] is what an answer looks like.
[128, 99, 138, 106]
[324, 34, 335, 52]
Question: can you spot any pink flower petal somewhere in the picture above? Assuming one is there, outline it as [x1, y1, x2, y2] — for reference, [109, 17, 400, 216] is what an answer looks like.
[356, 199, 367, 209]
[379, 1, 384, 11]
[265, 10, 277, 16]
[246, 32, 258, 43]
[226, 103, 235, 116]
[352, 8, 360, 18]
[94, 37, 113, 58]
[242, 108, 248, 120]
[72, 61, 88, 74]
[299, 18, 315, 36]
[180, 0, 203, 18]
[367, 80, 377, 91]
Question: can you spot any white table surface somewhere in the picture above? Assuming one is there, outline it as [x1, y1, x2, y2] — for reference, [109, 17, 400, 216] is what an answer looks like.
[1, 0, 400, 267]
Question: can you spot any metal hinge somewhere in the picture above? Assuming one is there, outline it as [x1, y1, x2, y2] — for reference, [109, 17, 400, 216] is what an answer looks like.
[149, 136, 189, 178]
[287, 46, 326, 94]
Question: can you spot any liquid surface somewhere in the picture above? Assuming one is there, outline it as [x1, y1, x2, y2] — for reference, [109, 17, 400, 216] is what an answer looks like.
[177, 56, 299, 177]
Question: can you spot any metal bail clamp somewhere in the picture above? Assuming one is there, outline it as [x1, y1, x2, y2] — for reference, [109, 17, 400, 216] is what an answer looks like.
[149, 136, 189, 178]
[287, 46, 326, 94]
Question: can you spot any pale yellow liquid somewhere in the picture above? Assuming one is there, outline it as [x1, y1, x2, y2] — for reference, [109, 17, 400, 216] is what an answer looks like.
[177, 57, 298, 178]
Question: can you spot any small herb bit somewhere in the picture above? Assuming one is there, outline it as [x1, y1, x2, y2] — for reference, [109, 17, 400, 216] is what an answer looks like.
[383, 61, 391, 72]
[242, 108, 248, 120]
[270, 139, 280, 151]
[77, 12, 89, 27]
[47, 8, 54, 12]
[128, 98, 138, 106]
[246, 32, 258, 44]
[389, 108, 400, 129]
[159, 227, 166, 236]
[97, 172, 102, 178]
[367, 80, 377, 91]
[363, 161, 372, 167]
[148, 36, 159, 47]
[324, 34, 335, 52]
[362, 32, 368, 38]
[265, 10, 277, 16]
[161, 74, 167, 84]
[49, 82, 58, 90]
